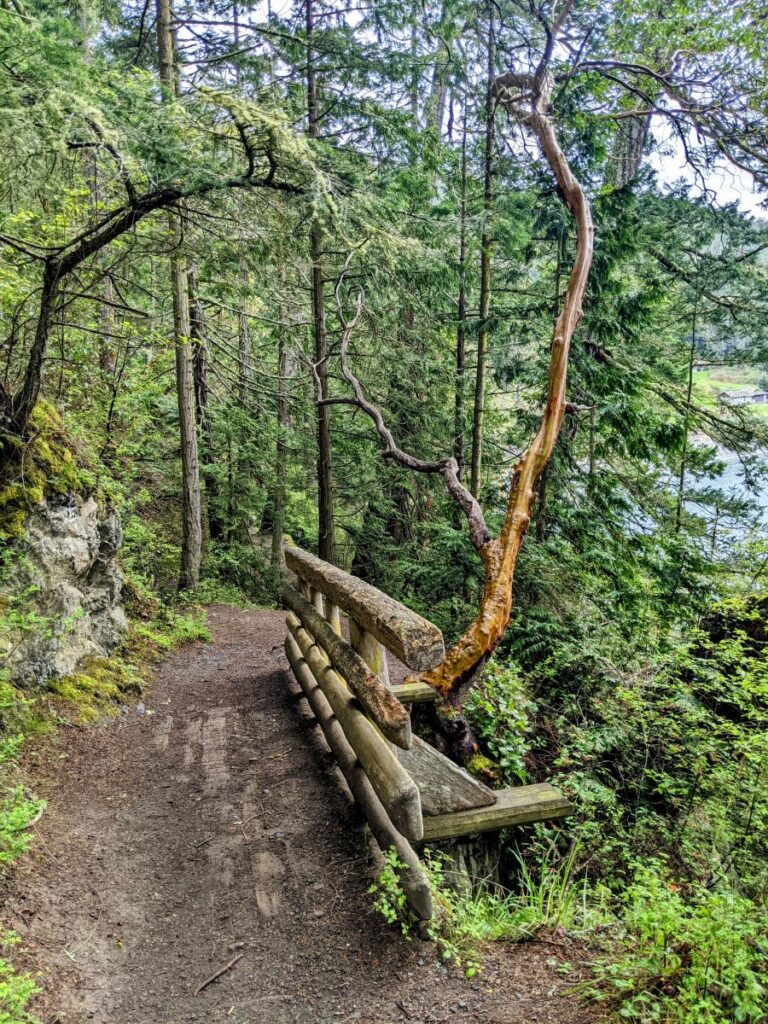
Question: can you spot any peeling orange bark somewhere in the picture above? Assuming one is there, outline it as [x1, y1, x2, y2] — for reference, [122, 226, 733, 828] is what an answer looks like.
[320, 51, 594, 720]
[411, 67, 595, 700]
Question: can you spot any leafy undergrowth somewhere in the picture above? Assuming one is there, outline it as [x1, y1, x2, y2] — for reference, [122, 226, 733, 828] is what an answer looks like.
[0, 604, 209, 1023]
[371, 842, 768, 1024]
[0, 933, 39, 1024]
[370, 841, 596, 977]
[587, 865, 768, 1024]
[0, 675, 50, 1024]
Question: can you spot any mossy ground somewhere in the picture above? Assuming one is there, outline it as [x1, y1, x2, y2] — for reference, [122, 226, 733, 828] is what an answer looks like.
[47, 609, 211, 723]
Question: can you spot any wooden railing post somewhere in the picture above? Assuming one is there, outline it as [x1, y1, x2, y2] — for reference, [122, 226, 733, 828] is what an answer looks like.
[325, 599, 342, 635]
[306, 580, 342, 636]
[349, 618, 390, 687]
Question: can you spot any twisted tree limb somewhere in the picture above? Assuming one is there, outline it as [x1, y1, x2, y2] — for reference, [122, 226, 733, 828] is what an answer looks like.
[318, 279, 490, 553]
[409, 65, 594, 703]
[2, 118, 303, 441]
[315, 47, 594, 752]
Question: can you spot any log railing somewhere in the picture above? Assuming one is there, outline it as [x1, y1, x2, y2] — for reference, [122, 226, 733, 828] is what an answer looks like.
[282, 545, 571, 921]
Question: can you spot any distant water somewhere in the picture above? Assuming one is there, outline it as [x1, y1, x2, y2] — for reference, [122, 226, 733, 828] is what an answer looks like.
[687, 444, 768, 536]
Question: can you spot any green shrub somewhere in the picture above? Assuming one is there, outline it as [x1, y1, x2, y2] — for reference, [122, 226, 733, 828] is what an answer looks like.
[589, 863, 768, 1024]
[0, 675, 44, 873]
[0, 933, 40, 1024]
[370, 842, 595, 975]
[464, 658, 536, 784]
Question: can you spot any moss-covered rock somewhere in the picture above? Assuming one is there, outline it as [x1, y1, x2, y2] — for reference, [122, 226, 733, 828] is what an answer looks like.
[1, 402, 126, 689]
[1, 401, 95, 540]
[48, 655, 142, 722]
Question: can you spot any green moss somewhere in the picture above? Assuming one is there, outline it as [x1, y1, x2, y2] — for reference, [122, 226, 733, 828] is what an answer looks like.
[125, 609, 211, 661]
[48, 655, 143, 722]
[48, 608, 210, 722]
[466, 754, 502, 787]
[0, 399, 95, 541]
[0, 488, 31, 540]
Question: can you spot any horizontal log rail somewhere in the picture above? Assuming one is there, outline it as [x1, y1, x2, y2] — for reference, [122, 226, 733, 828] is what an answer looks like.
[420, 784, 572, 842]
[281, 546, 572, 922]
[285, 546, 445, 670]
[390, 680, 439, 704]
[286, 613, 423, 842]
[284, 634, 432, 919]
[282, 583, 411, 748]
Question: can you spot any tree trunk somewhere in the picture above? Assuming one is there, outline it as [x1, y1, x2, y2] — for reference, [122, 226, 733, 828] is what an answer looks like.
[171, 222, 202, 590]
[676, 296, 698, 532]
[607, 109, 652, 190]
[469, 9, 496, 498]
[237, 267, 251, 404]
[454, 100, 469, 474]
[588, 405, 596, 496]
[270, 285, 289, 590]
[409, 17, 419, 125]
[189, 264, 223, 542]
[307, 0, 336, 563]
[428, 22, 449, 136]
[156, 0, 202, 590]
[535, 227, 565, 542]
[6, 261, 60, 438]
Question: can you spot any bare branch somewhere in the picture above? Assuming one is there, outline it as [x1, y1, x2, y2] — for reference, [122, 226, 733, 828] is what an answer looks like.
[311, 274, 491, 551]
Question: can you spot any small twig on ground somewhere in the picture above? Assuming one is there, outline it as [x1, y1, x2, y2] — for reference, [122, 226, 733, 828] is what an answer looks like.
[529, 937, 573, 949]
[193, 953, 243, 996]
[25, 804, 45, 828]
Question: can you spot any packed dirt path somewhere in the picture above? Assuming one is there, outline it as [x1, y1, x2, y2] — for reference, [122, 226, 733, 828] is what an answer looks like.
[6, 606, 597, 1024]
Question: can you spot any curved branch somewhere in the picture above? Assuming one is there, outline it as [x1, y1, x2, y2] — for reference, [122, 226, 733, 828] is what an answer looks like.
[313, 283, 490, 552]
[407, 62, 595, 699]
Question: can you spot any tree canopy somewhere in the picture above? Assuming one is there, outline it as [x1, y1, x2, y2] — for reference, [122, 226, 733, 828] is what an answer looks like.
[2, 1, 768, 1020]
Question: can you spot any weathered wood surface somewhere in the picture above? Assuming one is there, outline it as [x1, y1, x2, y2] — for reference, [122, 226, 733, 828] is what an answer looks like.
[282, 584, 411, 749]
[284, 635, 432, 920]
[286, 613, 423, 842]
[419, 783, 572, 842]
[285, 546, 445, 671]
[349, 618, 390, 687]
[326, 600, 342, 635]
[397, 736, 496, 816]
[390, 681, 439, 704]
[311, 587, 325, 617]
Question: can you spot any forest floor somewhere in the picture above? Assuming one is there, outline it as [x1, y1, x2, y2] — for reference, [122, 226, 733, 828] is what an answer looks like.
[3, 606, 600, 1024]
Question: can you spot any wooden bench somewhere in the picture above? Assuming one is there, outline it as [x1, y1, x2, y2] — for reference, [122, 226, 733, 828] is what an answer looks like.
[282, 545, 571, 921]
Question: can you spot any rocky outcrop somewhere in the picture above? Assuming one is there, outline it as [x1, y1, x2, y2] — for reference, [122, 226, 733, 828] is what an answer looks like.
[6, 495, 127, 687]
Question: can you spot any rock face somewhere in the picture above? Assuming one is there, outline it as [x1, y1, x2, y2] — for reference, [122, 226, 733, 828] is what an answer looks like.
[7, 495, 127, 687]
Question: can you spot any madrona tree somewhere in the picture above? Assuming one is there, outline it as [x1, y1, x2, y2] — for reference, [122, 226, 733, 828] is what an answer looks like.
[320, 0, 768, 756]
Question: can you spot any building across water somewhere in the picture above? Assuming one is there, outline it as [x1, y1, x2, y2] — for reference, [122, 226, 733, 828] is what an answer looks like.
[718, 388, 768, 406]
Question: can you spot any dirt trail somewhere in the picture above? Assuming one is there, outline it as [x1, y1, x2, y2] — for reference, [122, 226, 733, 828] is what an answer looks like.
[5, 606, 597, 1024]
